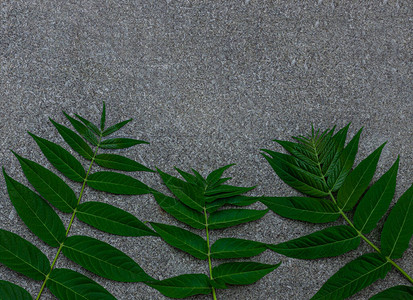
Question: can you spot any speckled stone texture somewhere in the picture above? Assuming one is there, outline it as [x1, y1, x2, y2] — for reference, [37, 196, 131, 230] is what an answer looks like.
[0, 1, 412, 299]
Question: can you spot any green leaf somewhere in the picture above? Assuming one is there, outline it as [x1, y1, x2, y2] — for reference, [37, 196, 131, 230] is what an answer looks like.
[62, 235, 153, 282]
[208, 209, 269, 230]
[95, 154, 154, 172]
[101, 101, 106, 131]
[206, 164, 235, 186]
[87, 171, 150, 195]
[311, 253, 391, 300]
[267, 225, 360, 259]
[0, 229, 50, 280]
[370, 285, 413, 300]
[63, 112, 99, 146]
[100, 138, 149, 149]
[102, 119, 132, 137]
[77, 201, 157, 236]
[146, 274, 212, 298]
[158, 169, 205, 212]
[337, 143, 385, 211]
[262, 151, 328, 197]
[354, 157, 399, 233]
[29, 132, 86, 182]
[210, 238, 267, 259]
[204, 185, 256, 200]
[150, 222, 208, 260]
[381, 183, 413, 259]
[74, 114, 101, 136]
[3, 169, 66, 247]
[50, 118, 94, 160]
[0, 280, 32, 300]
[152, 192, 205, 229]
[260, 197, 340, 223]
[47, 268, 116, 300]
[206, 195, 259, 213]
[326, 128, 362, 192]
[12, 152, 77, 213]
[274, 139, 319, 167]
[212, 262, 280, 288]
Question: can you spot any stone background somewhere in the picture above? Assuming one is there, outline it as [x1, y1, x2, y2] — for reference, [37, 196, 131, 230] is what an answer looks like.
[0, 1, 412, 299]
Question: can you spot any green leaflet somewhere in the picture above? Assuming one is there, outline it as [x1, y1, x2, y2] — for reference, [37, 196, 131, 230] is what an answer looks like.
[152, 191, 205, 229]
[311, 253, 391, 300]
[146, 274, 212, 298]
[260, 197, 340, 223]
[210, 238, 267, 259]
[100, 101, 106, 131]
[62, 235, 153, 282]
[206, 195, 258, 213]
[212, 262, 280, 288]
[63, 111, 99, 146]
[150, 222, 208, 260]
[75, 114, 101, 136]
[0, 229, 50, 280]
[206, 164, 235, 186]
[46, 268, 116, 300]
[337, 143, 385, 211]
[77, 201, 157, 237]
[102, 119, 132, 137]
[29, 132, 86, 182]
[12, 152, 77, 213]
[381, 183, 413, 259]
[0, 280, 32, 300]
[95, 153, 154, 172]
[100, 138, 149, 149]
[370, 285, 413, 300]
[354, 157, 399, 233]
[50, 118, 94, 160]
[268, 225, 360, 259]
[3, 170, 66, 247]
[208, 208, 269, 230]
[87, 171, 150, 195]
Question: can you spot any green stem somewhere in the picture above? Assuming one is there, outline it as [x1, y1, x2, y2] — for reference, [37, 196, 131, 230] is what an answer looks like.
[204, 207, 217, 300]
[35, 135, 102, 299]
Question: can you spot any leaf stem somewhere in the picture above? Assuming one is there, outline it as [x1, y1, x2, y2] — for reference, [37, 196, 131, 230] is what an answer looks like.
[204, 207, 217, 300]
[35, 134, 102, 299]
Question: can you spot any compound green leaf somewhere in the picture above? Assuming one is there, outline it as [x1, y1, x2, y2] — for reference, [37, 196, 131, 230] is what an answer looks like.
[212, 262, 280, 288]
[146, 274, 212, 298]
[152, 192, 205, 229]
[337, 143, 385, 211]
[63, 235, 152, 282]
[267, 225, 360, 259]
[50, 118, 94, 160]
[326, 128, 362, 192]
[12, 152, 77, 213]
[75, 114, 101, 136]
[0, 229, 50, 280]
[100, 138, 149, 149]
[158, 169, 205, 211]
[0, 280, 32, 300]
[208, 209, 268, 230]
[381, 183, 413, 259]
[47, 268, 116, 300]
[370, 285, 413, 300]
[95, 154, 153, 172]
[3, 170, 66, 247]
[210, 238, 267, 259]
[63, 112, 99, 146]
[102, 119, 132, 137]
[354, 157, 399, 233]
[311, 253, 391, 300]
[29, 132, 86, 182]
[87, 171, 149, 195]
[260, 197, 340, 223]
[150, 222, 208, 260]
[77, 201, 157, 236]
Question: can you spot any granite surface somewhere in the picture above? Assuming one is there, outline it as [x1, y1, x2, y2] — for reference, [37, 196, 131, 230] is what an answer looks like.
[0, 1, 412, 299]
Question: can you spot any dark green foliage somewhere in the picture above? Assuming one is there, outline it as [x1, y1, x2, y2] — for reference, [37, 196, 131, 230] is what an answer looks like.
[1, 103, 154, 299]
[150, 165, 279, 298]
[261, 124, 413, 299]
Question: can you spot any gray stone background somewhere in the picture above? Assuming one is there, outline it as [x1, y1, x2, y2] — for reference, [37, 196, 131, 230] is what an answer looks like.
[1, 1, 412, 299]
